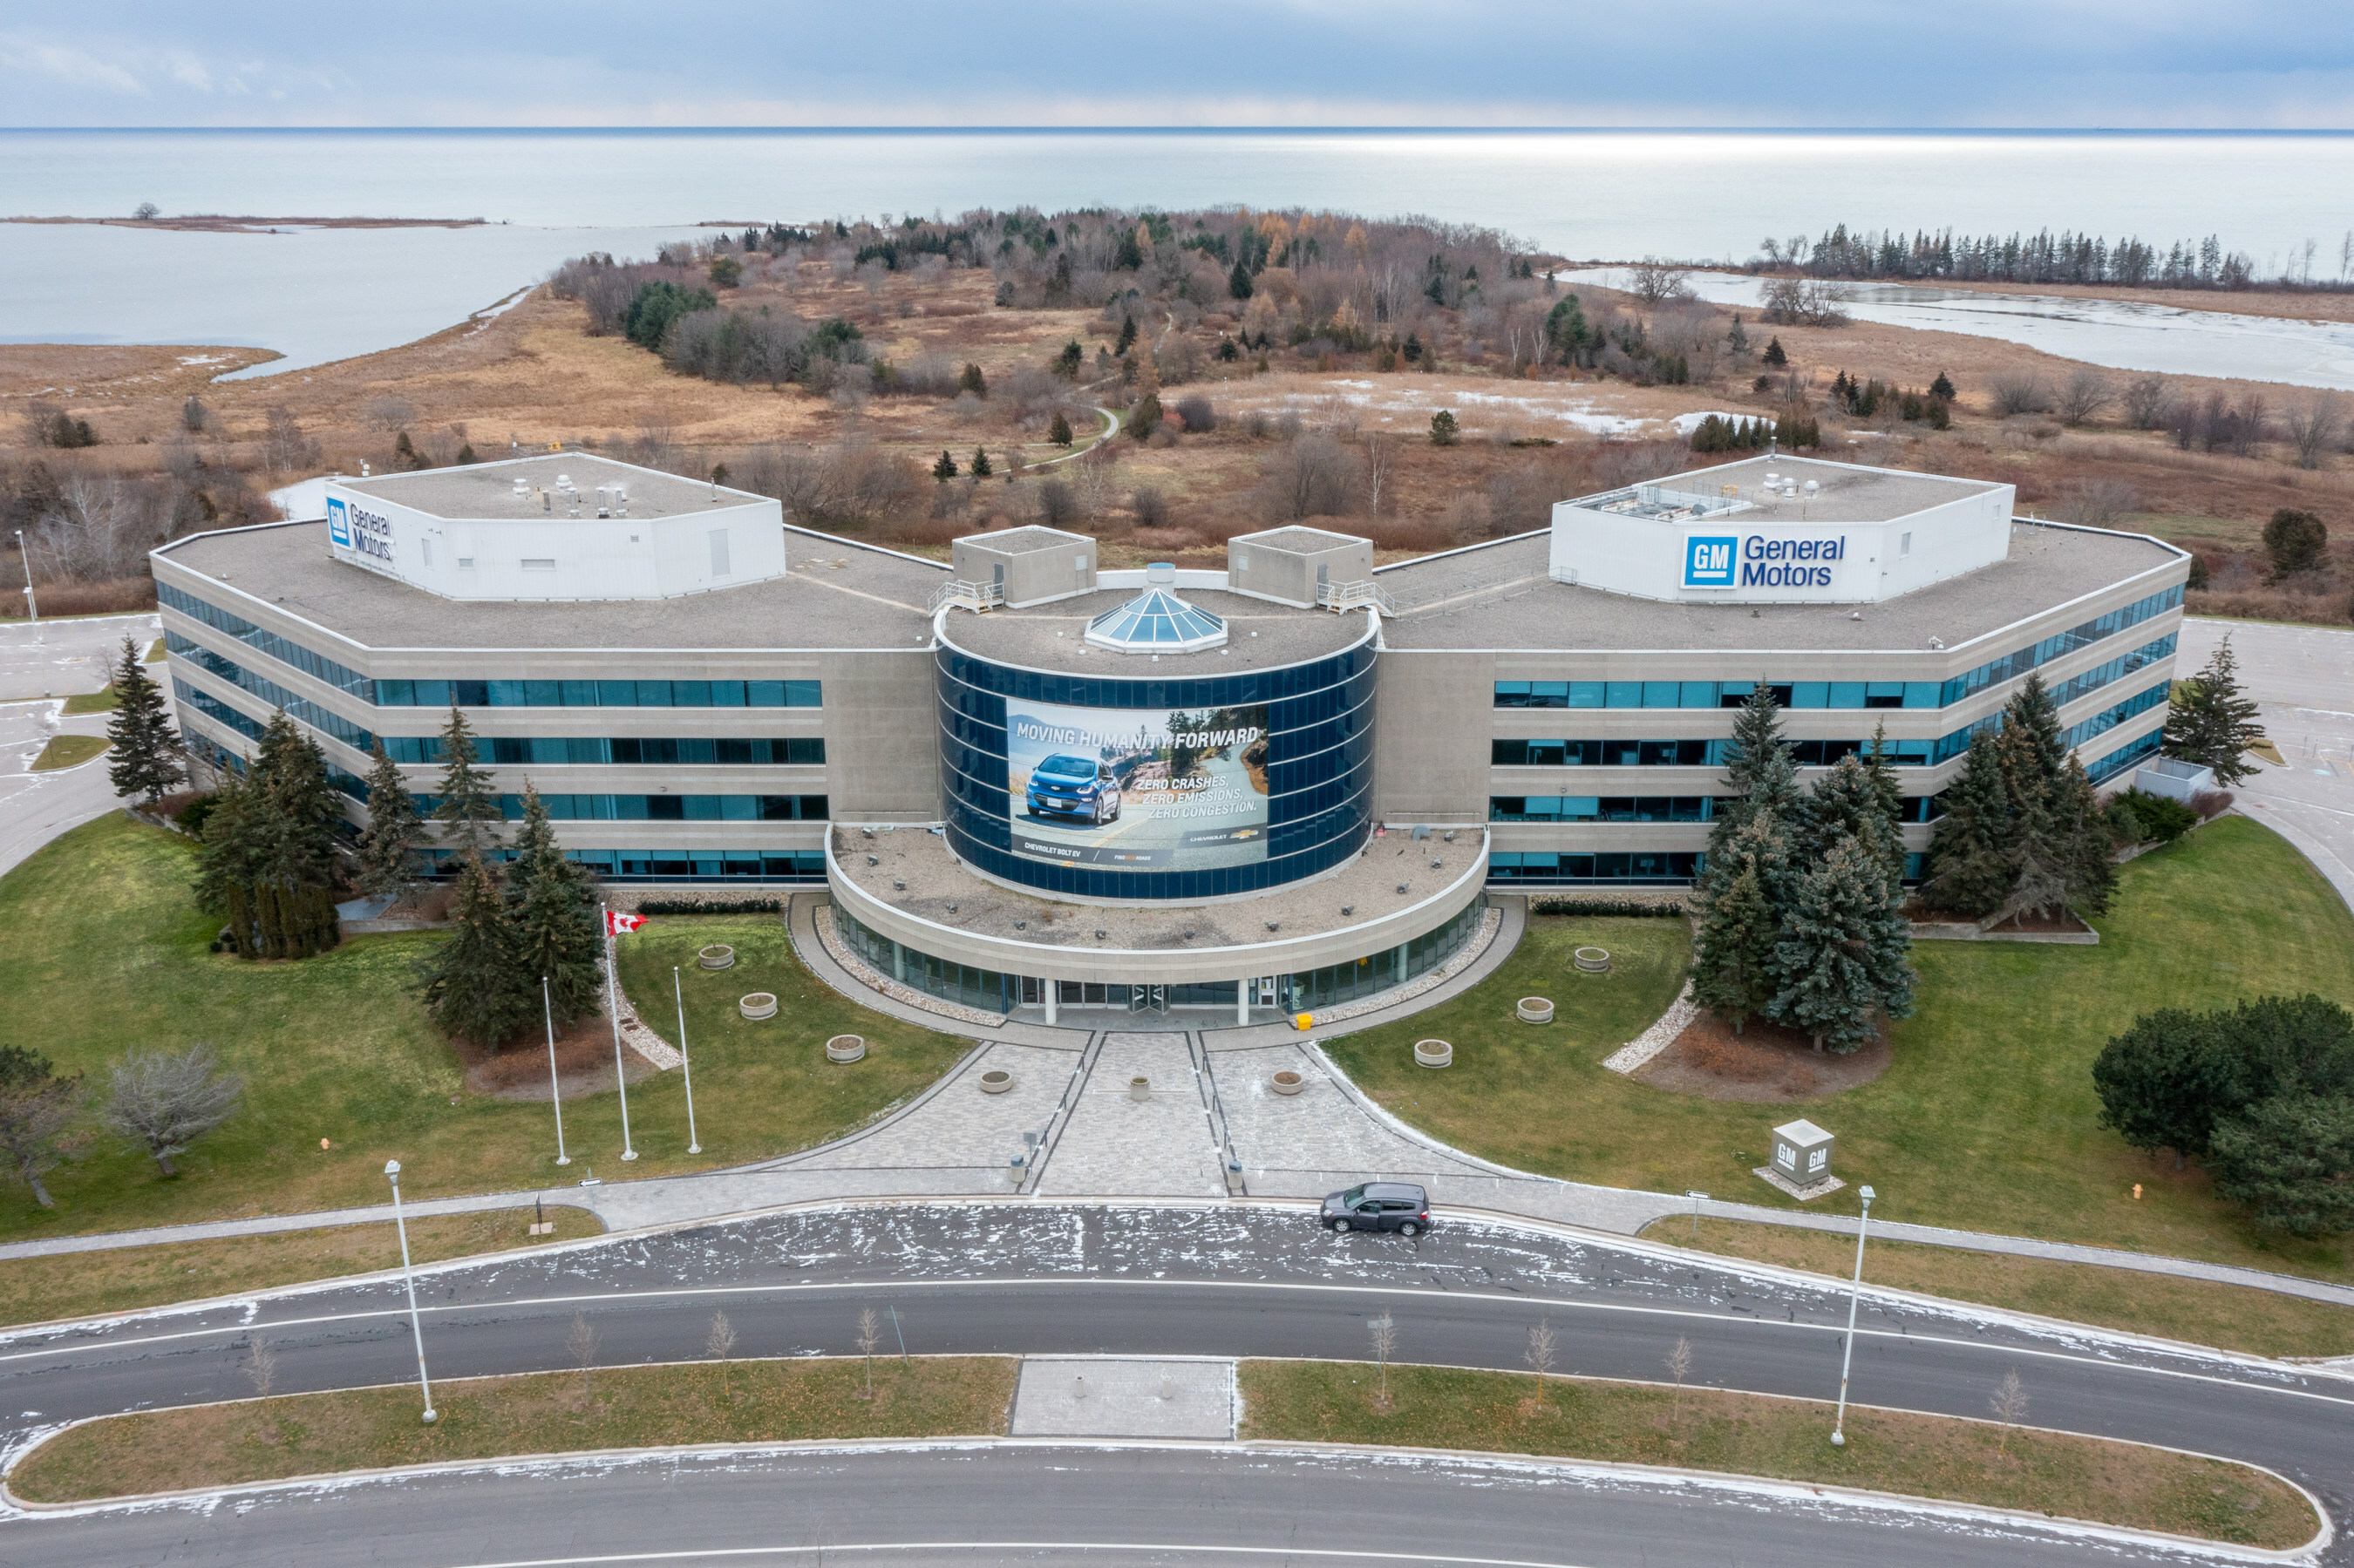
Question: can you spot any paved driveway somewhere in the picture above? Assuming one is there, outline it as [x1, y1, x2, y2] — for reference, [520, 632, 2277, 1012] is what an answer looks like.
[2176, 616, 2354, 909]
[0, 612, 166, 878]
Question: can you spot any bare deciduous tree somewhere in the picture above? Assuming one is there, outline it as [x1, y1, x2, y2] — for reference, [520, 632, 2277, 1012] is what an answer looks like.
[857, 1307, 881, 1400]
[1524, 1320, 1557, 1409]
[2121, 375, 2174, 431]
[1130, 485, 1170, 527]
[2283, 394, 2344, 470]
[706, 1309, 738, 1398]
[2053, 478, 2141, 532]
[2055, 370, 2113, 427]
[1367, 1310, 1397, 1412]
[1665, 1336, 1694, 1429]
[1989, 373, 2054, 417]
[1760, 277, 1851, 327]
[102, 1044, 242, 1177]
[1256, 433, 1367, 521]
[1363, 432, 1394, 518]
[1989, 1368, 2027, 1459]
[261, 408, 322, 479]
[569, 1311, 600, 1407]
[248, 1338, 277, 1397]
[362, 396, 417, 433]
[1626, 259, 1695, 307]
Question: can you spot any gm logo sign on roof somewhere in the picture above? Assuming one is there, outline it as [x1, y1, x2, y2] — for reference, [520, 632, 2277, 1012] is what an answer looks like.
[1684, 534, 1737, 587]
[326, 496, 350, 548]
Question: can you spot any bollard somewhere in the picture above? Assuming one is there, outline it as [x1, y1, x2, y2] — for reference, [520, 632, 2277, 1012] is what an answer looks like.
[1074, 1375, 1086, 1400]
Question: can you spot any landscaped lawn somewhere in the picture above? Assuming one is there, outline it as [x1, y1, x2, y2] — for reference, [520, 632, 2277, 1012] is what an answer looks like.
[0, 816, 969, 1243]
[31, 733, 107, 769]
[1328, 817, 2354, 1283]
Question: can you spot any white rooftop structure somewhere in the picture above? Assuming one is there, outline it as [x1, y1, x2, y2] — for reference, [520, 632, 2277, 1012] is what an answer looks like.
[1084, 563, 1229, 654]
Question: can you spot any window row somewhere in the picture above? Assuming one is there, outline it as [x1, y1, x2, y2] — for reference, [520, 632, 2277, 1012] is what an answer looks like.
[1491, 795, 1725, 823]
[2086, 727, 2164, 784]
[407, 791, 828, 822]
[417, 847, 827, 881]
[1492, 585, 2182, 712]
[378, 735, 825, 766]
[1491, 736, 1933, 768]
[377, 677, 821, 709]
[169, 641, 374, 750]
[2059, 682, 2170, 754]
[159, 583, 374, 697]
[2045, 635, 2175, 709]
[936, 641, 1374, 713]
[1487, 851, 1928, 884]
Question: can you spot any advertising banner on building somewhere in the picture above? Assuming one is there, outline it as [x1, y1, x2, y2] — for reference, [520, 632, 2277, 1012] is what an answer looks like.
[1004, 699, 1269, 871]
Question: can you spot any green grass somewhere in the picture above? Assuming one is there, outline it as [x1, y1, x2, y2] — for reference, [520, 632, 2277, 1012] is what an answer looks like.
[7, 1356, 1017, 1504]
[1329, 818, 2354, 1283]
[31, 733, 106, 769]
[60, 685, 118, 716]
[1239, 1361, 2316, 1550]
[1642, 1218, 2354, 1360]
[0, 1206, 604, 1328]
[0, 816, 969, 1242]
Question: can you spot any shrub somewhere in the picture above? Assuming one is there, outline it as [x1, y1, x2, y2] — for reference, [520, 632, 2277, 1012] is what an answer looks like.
[636, 898, 783, 916]
[1989, 373, 2053, 416]
[1527, 897, 1684, 918]
[1429, 411, 1459, 446]
[2262, 508, 2327, 581]
[2109, 787, 2199, 845]
[1174, 395, 1216, 433]
[1130, 486, 1170, 526]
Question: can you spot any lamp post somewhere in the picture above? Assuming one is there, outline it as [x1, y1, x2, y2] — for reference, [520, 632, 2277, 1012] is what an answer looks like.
[602, 906, 636, 1161]
[673, 967, 700, 1155]
[1684, 1189, 1708, 1240]
[15, 530, 36, 633]
[384, 1160, 438, 1424]
[542, 977, 569, 1166]
[1830, 1183, 1875, 1448]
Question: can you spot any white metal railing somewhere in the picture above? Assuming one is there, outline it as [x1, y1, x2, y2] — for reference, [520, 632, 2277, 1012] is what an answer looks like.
[1316, 579, 1396, 615]
[927, 579, 1004, 614]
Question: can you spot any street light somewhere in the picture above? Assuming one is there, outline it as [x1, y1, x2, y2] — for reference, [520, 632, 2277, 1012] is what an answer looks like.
[1830, 1183, 1875, 1448]
[1684, 1190, 1708, 1240]
[15, 529, 37, 635]
[384, 1160, 438, 1424]
[673, 967, 700, 1155]
[542, 977, 569, 1166]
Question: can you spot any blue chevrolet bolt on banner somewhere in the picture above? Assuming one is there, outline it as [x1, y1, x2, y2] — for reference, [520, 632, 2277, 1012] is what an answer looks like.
[1684, 535, 1738, 587]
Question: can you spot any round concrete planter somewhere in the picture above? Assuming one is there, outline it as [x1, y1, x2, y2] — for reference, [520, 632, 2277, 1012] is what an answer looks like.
[698, 945, 736, 971]
[1128, 1076, 1152, 1103]
[1574, 947, 1612, 974]
[979, 1069, 1014, 1094]
[1413, 1039, 1453, 1069]
[1271, 1069, 1304, 1096]
[825, 1034, 866, 1063]
[1516, 997, 1555, 1024]
[738, 993, 778, 1021]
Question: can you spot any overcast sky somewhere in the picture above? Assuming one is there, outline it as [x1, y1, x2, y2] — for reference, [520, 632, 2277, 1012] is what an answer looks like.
[3, 1, 2350, 129]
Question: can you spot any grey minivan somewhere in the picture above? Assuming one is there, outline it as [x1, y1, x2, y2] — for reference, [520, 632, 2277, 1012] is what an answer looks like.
[1321, 1182, 1431, 1237]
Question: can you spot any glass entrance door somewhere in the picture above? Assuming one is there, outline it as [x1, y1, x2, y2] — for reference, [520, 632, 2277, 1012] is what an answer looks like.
[1129, 984, 1167, 1015]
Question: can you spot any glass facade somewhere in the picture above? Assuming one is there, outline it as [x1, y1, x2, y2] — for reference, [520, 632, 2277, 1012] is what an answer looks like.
[1488, 851, 1702, 884]
[409, 791, 827, 822]
[159, 582, 374, 697]
[2086, 727, 2165, 784]
[935, 630, 1377, 900]
[1491, 795, 1725, 823]
[168, 637, 374, 750]
[1492, 586, 2182, 710]
[379, 735, 823, 765]
[830, 893, 1484, 1017]
[418, 846, 826, 881]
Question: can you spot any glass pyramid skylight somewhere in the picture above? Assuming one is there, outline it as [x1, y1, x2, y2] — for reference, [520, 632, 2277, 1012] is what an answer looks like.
[1084, 565, 1228, 654]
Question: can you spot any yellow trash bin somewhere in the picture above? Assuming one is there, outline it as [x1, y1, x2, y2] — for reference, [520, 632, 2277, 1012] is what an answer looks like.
[1295, 1012, 1313, 1031]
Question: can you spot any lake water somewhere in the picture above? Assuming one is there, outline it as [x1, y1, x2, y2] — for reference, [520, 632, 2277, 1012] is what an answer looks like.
[4, 129, 2351, 381]
[1565, 268, 2354, 391]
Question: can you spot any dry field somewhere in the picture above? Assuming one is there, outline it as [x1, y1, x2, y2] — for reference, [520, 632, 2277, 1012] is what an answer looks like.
[3, 256, 2347, 614]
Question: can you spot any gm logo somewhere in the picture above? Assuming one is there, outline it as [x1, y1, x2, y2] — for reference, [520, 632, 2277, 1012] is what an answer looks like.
[326, 496, 350, 547]
[1684, 534, 1737, 587]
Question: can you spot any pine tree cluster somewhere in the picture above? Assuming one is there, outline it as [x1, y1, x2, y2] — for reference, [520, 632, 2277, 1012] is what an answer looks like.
[413, 784, 604, 1049]
[1687, 687, 1914, 1054]
[194, 711, 344, 960]
[1917, 673, 2117, 925]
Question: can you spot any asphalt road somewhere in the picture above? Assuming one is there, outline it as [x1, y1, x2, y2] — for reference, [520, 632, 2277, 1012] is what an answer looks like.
[3, 1206, 2346, 1566]
[0, 611, 165, 878]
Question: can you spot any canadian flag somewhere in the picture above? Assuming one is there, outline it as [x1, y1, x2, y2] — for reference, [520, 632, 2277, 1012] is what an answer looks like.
[606, 911, 645, 935]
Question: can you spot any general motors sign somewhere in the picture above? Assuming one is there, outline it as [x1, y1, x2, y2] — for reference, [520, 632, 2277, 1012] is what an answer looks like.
[1685, 532, 1848, 591]
[326, 496, 350, 547]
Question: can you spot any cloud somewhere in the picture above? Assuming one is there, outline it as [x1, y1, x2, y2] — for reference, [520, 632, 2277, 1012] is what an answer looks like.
[0, 35, 149, 97]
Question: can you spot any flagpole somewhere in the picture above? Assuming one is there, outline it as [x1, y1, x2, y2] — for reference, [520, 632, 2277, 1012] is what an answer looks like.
[543, 976, 569, 1165]
[604, 904, 637, 1161]
[672, 966, 702, 1154]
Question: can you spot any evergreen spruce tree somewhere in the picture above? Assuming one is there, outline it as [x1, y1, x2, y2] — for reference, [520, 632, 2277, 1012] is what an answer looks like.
[1993, 674, 2073, 924]
[1929, 370, 1956, 401]
[105, 634, 185, 804]
[1048, 411, 1073, 446]
[1919, 730, 2012, 917]
[1768, 836, 1915, 1053]
[2163, 634, 2264, 784]
[432, 705, 500, 857]
[1114, 314, 1137, 356]
[932, 449, 958, 481]
[1228, 261, 1254, 300]
[1796, 753, 1907, 899]
[353, 743, 422, 900]
[1762, 337, 1788, 368]
[415, 847, 534, 1047]
[970, 447, 992, 479]
[958, 362, 988, 397]
[1711, 682, 1800, 841]
[247, 712, 344, 959]
[2053, 753, 2119, 916]
[1689, 814, 1786, 1035]
[506, 784, 604, 1028]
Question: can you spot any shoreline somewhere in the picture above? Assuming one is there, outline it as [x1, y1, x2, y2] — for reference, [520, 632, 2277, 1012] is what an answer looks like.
[4, 215, 491, 234]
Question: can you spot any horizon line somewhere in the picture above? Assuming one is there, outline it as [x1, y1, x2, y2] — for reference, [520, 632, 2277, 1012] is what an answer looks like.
[3, 125, 2352, 136]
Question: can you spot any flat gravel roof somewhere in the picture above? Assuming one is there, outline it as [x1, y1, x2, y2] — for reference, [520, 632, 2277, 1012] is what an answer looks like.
[834, 824, 1481, 951]
[338, 452, 768, 521]
[1620, 455, 2007, 524]
[942, 588, 1370, 675]
[159, 522, 945, 651]
[1375, 524, 2179, 655]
